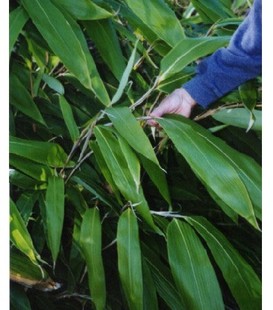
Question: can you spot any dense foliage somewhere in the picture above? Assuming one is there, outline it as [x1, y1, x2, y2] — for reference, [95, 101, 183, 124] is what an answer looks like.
[10, 0, 261, 309]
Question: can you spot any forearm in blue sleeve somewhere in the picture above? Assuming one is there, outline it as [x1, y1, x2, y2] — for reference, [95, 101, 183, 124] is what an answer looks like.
[183, 0, 262, 108]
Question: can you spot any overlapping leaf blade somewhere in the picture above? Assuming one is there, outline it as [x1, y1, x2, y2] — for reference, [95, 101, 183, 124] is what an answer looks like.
[212, 108, 262, 131]
[9, 6, 29, 56]
[84, 19, 126, 81]
[52, 3, 110, 105]
[51, 0, 112, 20]
[10, 136, 73, 168]
[160, 36, 230, 81]
[10, 75, 46, 125]
[79, 208, 106, 310]
[117, 208, 143, 310]
[191, 0, 234, 23]
[185, 216, 261, 309]
[123, 0, 185, 47]
[158, 116, 260, 228]
[111, 40, 138, 104]
[167, 219, 224, 309]
[59, 95, 80, 142]
[93, 126, 159, 232]
[10, 199, 41, 266]
[106, 107, 171, 204]
[21, 0, 92, 89]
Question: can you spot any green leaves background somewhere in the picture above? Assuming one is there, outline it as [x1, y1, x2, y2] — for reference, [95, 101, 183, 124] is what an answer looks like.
[10, 0, 261, 309]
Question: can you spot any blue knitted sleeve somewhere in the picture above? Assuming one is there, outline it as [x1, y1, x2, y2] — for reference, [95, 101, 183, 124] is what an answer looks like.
[183, 0, 262, 108]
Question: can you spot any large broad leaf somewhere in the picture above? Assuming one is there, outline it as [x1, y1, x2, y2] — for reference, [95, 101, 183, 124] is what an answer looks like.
[10, 75, 46, 125]
[117, 208, 143, 310]
[185, 216, 261, 310]
[94, 126, 160, 232]
[158, 116, 260, 228]
[10, 199, 41, 266]
[167, 219, 224, 310]
[79, 208, 106, 310]
[123, 0, 185, 47]
[212, 108, 262, 131]
[84, 19, 126, 81]
[51, 0, 112, 20]
[10, 136, 73, 168]
[21, 0, 92, 90]
[9, 6, 29, 56]
[59, 95, 80, 142]
[159, 36, 230, 81]
[45, 176, 65, 263]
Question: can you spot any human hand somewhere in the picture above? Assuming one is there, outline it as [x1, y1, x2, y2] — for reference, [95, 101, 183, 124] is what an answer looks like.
[147, 88, 196, 126]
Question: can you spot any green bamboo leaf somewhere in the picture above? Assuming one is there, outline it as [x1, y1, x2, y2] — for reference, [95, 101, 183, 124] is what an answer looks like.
[79, 208, 106, 310]
[9, 6, 29, 56]
[51, 3, 110, 105]
[123, 0, 185, 47]
[71, 175, 116, 209]
[186, 216, 261, 310]
[158, 116, 259, 228]
[16, 192, 39, 224]
[118, 136, 141, 193]
[10, 136, 73, 168]
[212, 108, 262, 131]
[191, 0, 234, 23]
[45, 176, 65, 263]
[21, 0, 92, 89]
[10, 75, 46, 125]
[111, 40, 138, 104]
[117, 208, 143, 310]
[106, 107, 159, 167]
[10, 199, 40, 266]
[94, 126, 160, 232]
[146, 258, 185, 309]
[167, 219, 224, 310]
[156, 68, 195, 93]
[59, 95, 80, 142]
[51, 0, 112, 20]
[159, 36, 230, 81]
[10, 283, 31, 310]
[106, 107, 171, 204]
[84, 19, 126, 81]
[108, 0, 170, 56]
[139, 155, 171, 205]
[42, 74, 64, 95]
[142, 259, 158, 310]
[94, 127, 139, 198]
[9, 169, 45, 190]
[10, 154, 53, 182]
[239, 81, 258, 131]
[91, 141, 123, 204]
